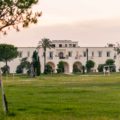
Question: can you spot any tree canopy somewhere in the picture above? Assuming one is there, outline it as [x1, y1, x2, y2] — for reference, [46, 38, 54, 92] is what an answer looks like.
[0, 44, 18, 65]
[86, 60, 95, 72]
[0, 0, 41, 34]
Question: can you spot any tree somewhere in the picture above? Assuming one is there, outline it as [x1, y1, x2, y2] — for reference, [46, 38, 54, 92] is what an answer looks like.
[0, 0, 41, 34]
[105, 59, 115, 65]
[16, 57, 31, 74]
[39, 38, 53, 73]
[44, 64, 53, 74]
[57, 61, 64, 73]
[97, 64, 105, 72]
[105, 59, 116, 72]
[0, 44, 18, 73]
[86, 60, 95, 72]
[32, 50, 41, 76]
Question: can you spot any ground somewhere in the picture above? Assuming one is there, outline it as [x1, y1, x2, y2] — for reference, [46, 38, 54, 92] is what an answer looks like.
[0, 73, 120, 120]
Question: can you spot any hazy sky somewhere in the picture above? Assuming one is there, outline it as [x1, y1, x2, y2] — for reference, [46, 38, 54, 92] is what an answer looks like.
[1, 0, 120, 47]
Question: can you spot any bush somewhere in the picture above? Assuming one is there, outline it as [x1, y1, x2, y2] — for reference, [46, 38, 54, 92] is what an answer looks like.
[86, 60, 95, 72]
[16, 65, 23, 74]
[97, 64, 105, 72]
[57, 61, 64, 73]
[1, 65, 10, 74]
[44, 64, 53, 74]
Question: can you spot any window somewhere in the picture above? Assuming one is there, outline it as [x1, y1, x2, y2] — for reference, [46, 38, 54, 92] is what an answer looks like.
[98, 51, 102, 57]
[65, 44, 67, 47]
[19, 51, 22, 58]
[27, 51, 30, 57]
[107, 51, 110, 57]
[68, 51, 72, 57]
[92, 52, 94, 57]
[59, 52, 64, 59]
[59, 44, 62, 47]
[49, 52, 53, 59]
[73, 44, 76, 47]
[83, 51, 86, 57]
[69, 44, 72, 47]
[52, 44, 55, 47]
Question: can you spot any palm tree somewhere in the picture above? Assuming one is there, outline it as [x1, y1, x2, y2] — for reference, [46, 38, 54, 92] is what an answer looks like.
[39, 38, 53, 73]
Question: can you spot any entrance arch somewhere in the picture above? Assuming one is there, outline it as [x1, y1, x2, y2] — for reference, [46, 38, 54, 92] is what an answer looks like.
[47, 62, 55, 72]
[73, 61, 82, 73]
[63, 62, 69, 73]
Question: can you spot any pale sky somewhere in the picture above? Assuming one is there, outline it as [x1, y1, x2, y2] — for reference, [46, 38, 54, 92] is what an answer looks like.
[1, 0, 120, 47]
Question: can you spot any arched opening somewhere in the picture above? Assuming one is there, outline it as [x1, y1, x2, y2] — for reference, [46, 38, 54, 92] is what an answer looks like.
[47, 62, 55, 73]
[59, 52, 64, 59]
[63, 62, 69, 73]
[73, 61, 82, 73]
[57, 61, 69, 73]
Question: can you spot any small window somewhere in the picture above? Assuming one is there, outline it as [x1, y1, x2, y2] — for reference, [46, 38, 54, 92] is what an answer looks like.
[92, 52, 94, 57]
[52, 44, 55, 47]
[83, 51, 86, 57]
[27, 51, 30, 57]
[69, 44, 72, 47]
[73, 44, 76, 47]
[49, 52, 53, 59]
[19, 51, 22, 58]
[59, 44, 62, 47]
[98, 51, 102, 57]
[65, 44, 67, 47]
[68, 51, 72, 57]
[107, 51, 110, 57]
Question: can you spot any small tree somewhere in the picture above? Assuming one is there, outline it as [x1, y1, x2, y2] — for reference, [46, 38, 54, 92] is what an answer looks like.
[97, 64, 105, 72]
[44, 64, 53, 74]
[16, 57, 31, 74]
[86, 60, 95, 72]
[105, 59, 116, 72]
[0, 44, 18, 73]
[32, 50, 41, 76]
[105, 59, 115, 65]
[57, 61, 64, 73]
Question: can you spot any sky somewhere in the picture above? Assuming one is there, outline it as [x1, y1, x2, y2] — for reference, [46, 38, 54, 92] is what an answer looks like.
[1, 0, 120, 47]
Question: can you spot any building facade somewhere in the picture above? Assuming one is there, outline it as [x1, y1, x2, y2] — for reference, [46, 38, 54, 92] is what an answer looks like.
[0, 40, 119, 73]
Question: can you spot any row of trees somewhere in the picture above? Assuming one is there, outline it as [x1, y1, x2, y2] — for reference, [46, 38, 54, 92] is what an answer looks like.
[0, 43, 41, 76]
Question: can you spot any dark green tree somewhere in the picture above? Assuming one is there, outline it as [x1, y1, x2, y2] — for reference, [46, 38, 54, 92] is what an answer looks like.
[57, 61, 64, 73]
[44, 64, 53, 74]
[86, 60, 95, 72]
[39, 38, 53, 73]
[0, 44, 18, 73]
[16, 57, 31, 74]
[32, 50, 41, 76]
[36, 57, 41, 76]
[105, 59, 116, 72]
[0, 0, 41, 34]
[105, 59, 115, 65]
[97, 64, 105, 72]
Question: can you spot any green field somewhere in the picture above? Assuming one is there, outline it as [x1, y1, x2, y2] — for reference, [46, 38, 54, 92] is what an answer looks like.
[1, 74, 120, 120]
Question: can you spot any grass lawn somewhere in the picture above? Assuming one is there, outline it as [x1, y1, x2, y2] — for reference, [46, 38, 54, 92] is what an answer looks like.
[1, 74, 120, 120]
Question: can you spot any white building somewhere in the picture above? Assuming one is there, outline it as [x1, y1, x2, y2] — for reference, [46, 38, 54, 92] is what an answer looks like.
[0, 40, 120, 73]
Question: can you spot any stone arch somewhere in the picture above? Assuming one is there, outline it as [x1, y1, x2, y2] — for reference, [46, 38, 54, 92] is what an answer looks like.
[47, 62, 55, 72]
[63, 62, 69, 73]
[73, 61, 83, 73]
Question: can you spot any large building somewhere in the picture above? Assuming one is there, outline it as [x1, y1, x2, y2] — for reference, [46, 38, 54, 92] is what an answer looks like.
[0, 40, 120, 73]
